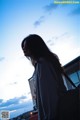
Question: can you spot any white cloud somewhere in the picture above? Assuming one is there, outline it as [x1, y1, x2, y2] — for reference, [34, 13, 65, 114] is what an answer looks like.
[0, 99, 33, 119]
[0, 56, 34, 100]
[49, 33, 80, 65]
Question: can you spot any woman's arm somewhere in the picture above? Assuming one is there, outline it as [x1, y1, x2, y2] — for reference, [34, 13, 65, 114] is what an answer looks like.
[36, 58, 59, 120]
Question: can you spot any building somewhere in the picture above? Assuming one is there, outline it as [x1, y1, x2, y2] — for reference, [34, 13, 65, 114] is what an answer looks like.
[64, 56, 80, 89]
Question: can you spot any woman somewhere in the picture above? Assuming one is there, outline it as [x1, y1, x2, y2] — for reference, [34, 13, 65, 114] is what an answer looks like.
[21, 34, 67, 120]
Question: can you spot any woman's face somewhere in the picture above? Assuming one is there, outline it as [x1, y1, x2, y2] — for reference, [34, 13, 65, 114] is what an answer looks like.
[22, 40, 36, 66]
[22, 40, 31, 57]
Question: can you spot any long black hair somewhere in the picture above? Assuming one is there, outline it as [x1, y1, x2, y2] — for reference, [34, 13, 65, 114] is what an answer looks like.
[21, 34, 63, 73]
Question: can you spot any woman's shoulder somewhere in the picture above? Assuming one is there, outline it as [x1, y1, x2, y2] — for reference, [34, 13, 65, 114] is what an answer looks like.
[37, 57, 48, 64]
[36, 58, 52, 69]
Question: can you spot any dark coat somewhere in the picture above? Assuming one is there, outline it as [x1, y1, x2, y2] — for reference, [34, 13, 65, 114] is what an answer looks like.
[35, 58, 66, 120]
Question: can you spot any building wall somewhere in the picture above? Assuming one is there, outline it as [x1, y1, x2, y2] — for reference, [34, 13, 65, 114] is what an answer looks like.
[64, 56, 80, 89]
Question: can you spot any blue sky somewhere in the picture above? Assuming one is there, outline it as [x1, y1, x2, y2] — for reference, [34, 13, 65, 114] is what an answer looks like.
[0, 0, 80, 118]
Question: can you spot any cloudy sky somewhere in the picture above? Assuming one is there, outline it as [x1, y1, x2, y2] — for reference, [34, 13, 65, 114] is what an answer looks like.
[0, 0, 80, 118]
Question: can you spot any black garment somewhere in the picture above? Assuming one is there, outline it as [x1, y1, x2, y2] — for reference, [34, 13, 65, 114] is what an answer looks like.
[35, 58, 66, 120]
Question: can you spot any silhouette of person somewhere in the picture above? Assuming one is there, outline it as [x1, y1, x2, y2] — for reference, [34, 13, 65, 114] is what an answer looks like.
[21, 34, 67, 120]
